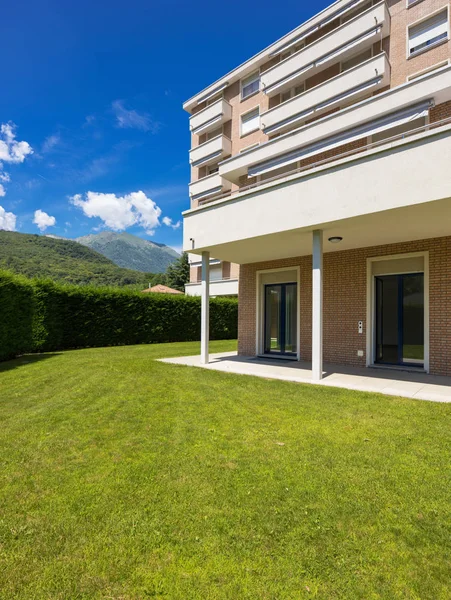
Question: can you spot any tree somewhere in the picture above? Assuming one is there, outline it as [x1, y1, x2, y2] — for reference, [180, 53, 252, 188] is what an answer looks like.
[166, 252, 190, 292]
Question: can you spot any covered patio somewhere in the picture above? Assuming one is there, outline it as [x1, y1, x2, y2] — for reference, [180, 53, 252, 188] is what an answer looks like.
[161, 352, 451, 402]
[184, 121, 451, 382]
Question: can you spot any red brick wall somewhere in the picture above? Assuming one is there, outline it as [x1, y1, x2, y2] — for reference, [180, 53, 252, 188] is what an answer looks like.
[238, 236, 451, 376]
[430, 100, 451, 123]
[387, 0, 451, 87]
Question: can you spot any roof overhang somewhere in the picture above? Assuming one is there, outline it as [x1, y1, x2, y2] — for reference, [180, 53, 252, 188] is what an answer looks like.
[182, 0, 384, 113]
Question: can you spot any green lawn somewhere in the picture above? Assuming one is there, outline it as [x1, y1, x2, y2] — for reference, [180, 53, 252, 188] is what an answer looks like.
[1, 341, 451, 599]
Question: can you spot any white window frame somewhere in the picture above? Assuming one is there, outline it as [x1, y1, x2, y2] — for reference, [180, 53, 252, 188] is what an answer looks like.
[241, 71, 260, 101]
[406, 7, 450, 59]
[366, 252, 429, 372]
[240, 107, 260, 137]
[407, 59, 450, 81]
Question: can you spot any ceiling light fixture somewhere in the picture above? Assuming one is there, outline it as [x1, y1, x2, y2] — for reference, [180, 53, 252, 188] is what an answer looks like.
[328, 236, 343, 243]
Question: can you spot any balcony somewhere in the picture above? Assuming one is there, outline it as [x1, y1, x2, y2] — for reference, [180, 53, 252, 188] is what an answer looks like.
[185, 278, 239, 297]
[184, 120, 451, 265]
[189, 172, 232, 202]
[219, 65, 451, 184]
[189, 99, 232, 136]
[189, 134, 232, 168]
[261, 53, 391, 135]
[260, 1, 390, 97]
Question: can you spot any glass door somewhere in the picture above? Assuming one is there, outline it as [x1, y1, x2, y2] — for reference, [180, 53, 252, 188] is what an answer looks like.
[264, 283, 297, 356]
[375, 273, 424, 367]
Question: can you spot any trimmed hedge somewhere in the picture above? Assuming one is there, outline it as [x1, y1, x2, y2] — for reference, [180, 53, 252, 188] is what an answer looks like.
[0, 271, 36, 361]
[0, 270, 238, 360]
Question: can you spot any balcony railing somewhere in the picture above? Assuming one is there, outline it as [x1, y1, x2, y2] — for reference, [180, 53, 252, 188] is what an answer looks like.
[198, 116, 451, 207]
[189, 99, 232, 136]
[189, 134, 232, 168]
[260, 1, 390, 97]
[189, 276, 235, 284]
[261, 53, 390, 135]
[189, 172, 232, 202]
[185, 278, 239, 296]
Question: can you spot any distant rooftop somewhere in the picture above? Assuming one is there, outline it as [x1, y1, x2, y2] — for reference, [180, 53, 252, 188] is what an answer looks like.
[142, 284, 183, 294]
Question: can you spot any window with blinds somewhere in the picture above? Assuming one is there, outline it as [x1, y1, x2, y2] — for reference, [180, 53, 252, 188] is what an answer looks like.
[241, 108, 260, 136]
[241, 72, 260, 99]
[408, 10, 448, 56]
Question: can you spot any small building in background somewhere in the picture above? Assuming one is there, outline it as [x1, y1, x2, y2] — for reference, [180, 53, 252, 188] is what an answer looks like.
[142, 284, 183, 295]
[185, 254, 239, 297]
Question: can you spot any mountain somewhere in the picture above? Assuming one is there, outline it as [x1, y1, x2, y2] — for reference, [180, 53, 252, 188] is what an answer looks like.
[0, 231, 156, 287]
[76, 231, 179, 273]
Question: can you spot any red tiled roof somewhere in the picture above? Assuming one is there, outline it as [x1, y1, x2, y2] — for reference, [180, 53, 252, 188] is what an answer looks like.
[141, 284, 183, 294]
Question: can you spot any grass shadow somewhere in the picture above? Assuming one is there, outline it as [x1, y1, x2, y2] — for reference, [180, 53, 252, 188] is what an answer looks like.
[0, 353, 63, 373]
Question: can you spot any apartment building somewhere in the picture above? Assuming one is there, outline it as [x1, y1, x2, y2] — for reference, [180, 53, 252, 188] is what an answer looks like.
[185, 256, 239, 296]
[183, 0, 451, 379]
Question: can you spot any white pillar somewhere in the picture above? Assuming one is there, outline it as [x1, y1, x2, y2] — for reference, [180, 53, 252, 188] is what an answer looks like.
[312, 230, 323, 380]
[200, 251, 210, 364]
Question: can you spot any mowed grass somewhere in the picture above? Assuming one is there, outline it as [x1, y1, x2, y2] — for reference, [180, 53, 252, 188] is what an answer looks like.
[1, 341, 451, 599]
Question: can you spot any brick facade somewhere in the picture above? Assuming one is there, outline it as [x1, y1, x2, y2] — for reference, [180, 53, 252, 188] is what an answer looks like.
[387, 0, 451, 87]
[238, 236, 451, 376]
[187, 1, 451, 347]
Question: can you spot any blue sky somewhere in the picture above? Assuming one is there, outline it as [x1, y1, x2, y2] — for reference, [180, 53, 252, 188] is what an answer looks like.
[0, 0, 329, 251]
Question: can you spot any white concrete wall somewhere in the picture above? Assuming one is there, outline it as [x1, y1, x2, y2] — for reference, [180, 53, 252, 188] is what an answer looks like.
[189, 173, 232, 199]
[190, 99, 232, 134]
[184, 125, 451, 251]
[185, 279, 239, 296]
[190, 135, 232, 166]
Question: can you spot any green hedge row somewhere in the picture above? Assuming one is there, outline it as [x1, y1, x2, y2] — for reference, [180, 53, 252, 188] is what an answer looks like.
[0, 270, 238, 360]
[0, 271, 36, 361]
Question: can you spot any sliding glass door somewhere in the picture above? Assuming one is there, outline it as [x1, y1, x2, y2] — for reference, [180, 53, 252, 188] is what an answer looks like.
[375, 273, 424, 367]
[264, 283, 297, 356]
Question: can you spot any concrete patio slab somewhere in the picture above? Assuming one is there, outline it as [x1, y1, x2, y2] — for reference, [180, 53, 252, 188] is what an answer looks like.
[159, 352, 451, 403]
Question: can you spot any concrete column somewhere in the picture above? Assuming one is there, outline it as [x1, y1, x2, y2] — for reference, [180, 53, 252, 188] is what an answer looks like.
[312, 230, 323, 380]
[200, 251, 210, 364]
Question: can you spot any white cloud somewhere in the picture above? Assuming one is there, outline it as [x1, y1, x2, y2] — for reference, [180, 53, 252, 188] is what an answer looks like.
[0, 170, 8, 197]
[162, 216, 181, 229]
[0, 173, 9, 196]
[0, 123, 33, 163]
[71, 190, 162, 235]
[41, 133, 60, 153]
[84, 115, 96, 127]
[0, 123, 32, 197]
[112, 100, 159, 132]
[0, 205, 17, 231]
[33, 209, 56, 232]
